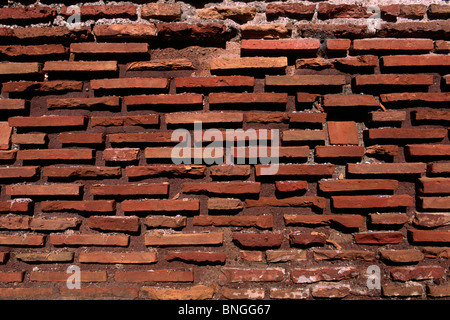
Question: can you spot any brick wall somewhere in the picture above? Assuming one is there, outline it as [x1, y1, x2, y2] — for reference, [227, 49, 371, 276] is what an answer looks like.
[0, 0, 449, 300]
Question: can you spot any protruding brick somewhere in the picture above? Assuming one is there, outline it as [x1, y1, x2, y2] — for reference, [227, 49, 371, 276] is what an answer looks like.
[291, 267, 359, 283]
[210, 57, 287, 72]
[221, 268, 284, 283]
[353, 38, 433, 51]
[6, 184, 81, 197]
[409, 229, 450, 244]
[193, 215, 273, 229]
[144, 216, 187, 229]
[347, 163, 427, 175]
[382, 54, 450, 67]
[43, 166, 120, 179]
[41, 200, 115, 213]
[70, 42, 148, 55]
[406, 144, 450, 157]
[43, 61, 118, 73]
[209, 92, 287, 105]
[0, 166, 39, 179]
[49, 234, 129, 246]
[390, 266, 445, 281]
[289, 233, 327, 246]
[196, 6, 256, 22]
[79, 251, 157, 264]
[122, 199, 199, 213]
[141, 3, 182, 21]
[9, 116, 85, 128]
[17, 149, 93, 161]
[93, 24, 157, 39]
[87, 216, 139, 232]
[0, 62, 41, 75]
[246, 197, 326, 210]
[91, 78, 168, 91]
[323, 95, 379, 108]
[327, 121, 359, 145]
[145, 232, 223, 246]
[103, 148, 139, 162]
[354, 232, 404, 244]
[0, 235, 44, 246]
[233, 232, 283, 248]
[15, 252, 74, 263]
[378, 248, 424, 264]
[355, 74, 434, 86]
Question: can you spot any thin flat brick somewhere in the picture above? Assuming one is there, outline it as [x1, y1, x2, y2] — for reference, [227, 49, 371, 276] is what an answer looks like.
[6, 184, 81, 197]
[210, 57, 287, 71]
[17, 149, 93, 161]
[166, 112, 243, 125]
[71, 42, 148, 55]
[122, 199, 199, 213]
[381, 92, 450, 103]
[383, 54, 450, 67]
[406, 144, 450, 157]
[0, 62, 41, 75]
[91, 78, 168, 90]
[332, 195, 414, 209]
[175, 76, 254, 89]
[93, 24, 157, 39]
[319, 179, 398, 192]
[124, 94, 202, 107]
[266, 75, 346, 87]
[2, 80, 83, 93]
[353, 38, 434, 51]
[241, 39, 320, 53]
[367, 128, 447, 140]
[9, 116, 85, 128]
[49, 234, 129, 246]
[91, 115, 159, 127]
[322, 95, 379, 107]
[40, 200, 116, 213]
[145, 232, 223, 246]
[348, 163, 427, 175]
[355, 74, 434, 86]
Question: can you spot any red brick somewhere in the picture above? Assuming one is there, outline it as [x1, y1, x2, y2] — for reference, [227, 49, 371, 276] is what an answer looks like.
[197, 6, 255, 22]
[61, 5, 137, 19]
[41, 200, 115, 213]
[377, 21, 450, 38]
[43, 61, 117, 73]
[390, 266, 445, 281]
[266, 75, 346, 87]
[0, 288, 54, 300]
[378, 248, 424, 264]
[332, 195, 414, 209]
[334, 55, 379, 68]
[141, 285, 215, 300]
[79, 251, 157, 264]
[319, 179, 398, 192]
[289, 112, 326, 124]
[245, 112, 288, 123]
[116, 269, 193, 283]
[369, 110, 406, 122]
[6, 184, 81, 197]
[384, 55, 450, 69]
[122, 199, 199, 213]
[326, 39, 351, 51]
[0, 99, 26, 110]
[165, 112, 243, 125]
[0, 62, 41, 76]
[0, 44, 66, 58]
[0, 216, 30, 230]
[347, 163, 426, 175]
[43, 166, 121, 179]
[126, 59, 194, 71]
[145, 232, 223, 246]
[256, 164, 335, 177]
[292, 267, 359, 283]
[0, 166, 39, 179]
[0, 200, 32, 212]
[30, 271, 106, 282]
[266, 3, 316, 19]
[353, 38, 433, 51]
[109, 132, 173, 144]
[365, 145, 399, 157]
[285, 214, 364, 229]
[221, 268, 284, 282]
[327, 121, 359, 145]
[406, 144, 450, 157]
[368, 128, 446, 141]
[2, 80, 83, 93]
[241, 23, 292, 39]
[15, 252, 73, 263]
[49, 234, 129, 246]
[355, 74, 434, 86]
[0, 252, 8, 263]
[0, 235, 44, 246]
[91, 115, 159, 127]
[381, 92, 450, 103]
[17, 149, 93, 161]
[419, 178, 450, 194]
[428, 162, 450, 174]
[12, 134, 46, 145]
[282, 130, 327, 142]
[12, 26, 90, 42]
[144, 216, 187, 229]
[354, 232, 404, 244]
[9, 116, 85, 128]
[124, 93, 202, 107]
[435, 40, 450, 52]
[93, 24, 157, 39]
[413, 212, 450, 228]
[210, 57, 287, 72]
[175, 76, 254, 89]
[165, 251, 226, 264]
[58, 133, 104, 145]
[30, 217, 81, 231]
[369, 213, 408, 226]
[414, 109, 450, 122]
[399, 4, 427, 19]
[91, 78, 168, 91]
[182, 182, 260, 195]
[246, 197, 326, 210]
[241, 39, 320, 53]
[60, 286, 138, 299]
[126, 165, 206, 178]
[142, 3, 182, 20]
[193, 215, 273, 229]
[318, 3, 367, 19]
[289, 233, 327, 246]
[420, 197, 450, 210]
[87, 216, 139, 232]
[265, 250, 307, 263]
[311, 284, 351, 299]
[48, 97, 120, 110]
[296, 93, 320, 103]
[240, 251, 263, 262]
[156, 23, 231, 43]
[209, 92, 287, 105]
[0, 151, 16, 161]
[275, 181, 308, 193]
[0, 6, 56, 22]
[322, 94, 379, 107]
[91, 183, 169, 197]
[71, 42, 148, 55]
[428, 4, 450, 19]
[232, 232, 283, 248]
[315, 146, 365, 158]
[409, 229, 450, 244]
[0, 272, 24, 283]
[382, 284, 424, 297]
[103, 148, 139, 162]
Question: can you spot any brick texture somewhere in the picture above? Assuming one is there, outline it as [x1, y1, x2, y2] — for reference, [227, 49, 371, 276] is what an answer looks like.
[0, 0, 448, 302]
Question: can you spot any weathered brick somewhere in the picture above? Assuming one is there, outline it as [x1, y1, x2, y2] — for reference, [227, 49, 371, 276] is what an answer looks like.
[221, 268, 284, 282]
[182, 182, 260, 195]
[60, 286, 138, 299]
[0, 235, 44, 246]
[284, 214, 364, 229]
[241, 24, 292, 39]
[355, 74, 434, 86]
[140, 285, 214, 300]
[175, 76, 254, 89]
[0, 288, 54, 300]
[91, 78, 168, 91]
[0, 200, 32, 212]
[43, 61, 117, 73]
[124, 93, 202, 107]
[266, 3, 316, 19]
[144, 216, 187, 229]
[381, 92, 450, 103]
[87, 216, 139, 232]
[319, 179, 398, 192]
[30, 217, 81, 231]
[61, 5, 137, 19]
[275, 181, 308, 193]
[0, 99, 26, 110]
[126, 59, 194, 71]
[165, 112, 243, 125]
[0, 166, 39, 179]
[323, 94, 379, 107]
[413, 212, 450, 228]
[255, 164, 335, 177]
[209, 92, 287, 105]
[318, 3, 367, 19]
[289, 233, 327, 247]
[399, 4, 427, 19]
[414, 109, 450, 122]
[246, 197, 326, 210]
[282, 130, 327, 143]
[354, 232, 404, 244]
[196, 6, 256, 22]
[0, 271, 24, 283]
[126, 165, 206, 178]
[382, 284, 424, 297]
[91, 183, 169, 197]
[0, 150, 15, 160]
[315, 146, 365, 158]
[30, 271, 106, 282]
[93, 24, 157, 39]
[17, 149, 93, 161]
[313, 249, 375, 261]
[382, 54, 450, 68]
[289, 112, 327, 124]
[15, 252, 74, 263]
[369, 110, 406, 122]
[115, 270, 193, 283]
[0, 6, 55, 22]
[347, 163, 426, 175]
[246, 112, 288, 124]
[48, 97, 120, 110]
[367, 128, 447, 141]
[0, 44, 66, 58]
[141, 3, 182, 21]
[334, 55, 379, 68]
[43, 166, 120, 179]
[269, 288, 309, 300]
[332, 195, 413, 209]
[221, 287, 265, 300]
[0, 216, 30, 230]
[409, 229, 450, 244]
[427, 285, 450, 298]
[6, 184, 81, 197]
[241, 39, 320, 53]
[165, 251, 226, 264]
[41, 200, 115, 213]
[49, 234, 129, 246]
[406, 144, 450, 157]
[266, 249, 307, 263]
[91, 115, 159, 127]
[145, 232, 223, 246]
[156, 23, 231, 44]
[292, 267, 359, 283]
[365, 145, 399, 157]
[369, 213, 408, 226]
[419, 178, 450, 194]
[79, 251, 157, 264]
[122, 199, 199, 213]
[71, 43, 148, 55]
[266, 75, 346, 87]
[353, 38, 433, 51]
[9, 116, 85, 128]
[428, 162, 450, 174]
[0, 62, 41, 75]
[327, 121, 359, 145]
[390, 266, 445, 281]
[12, 133, 46, 145]
[210, 57, 287, 72]
[208, 198, 244, 211]
[193, 215, 273, 229]
[103, 148, 139, 162]
[59, 133, 104, 145]
[233, 232, 283, 248]
[428, 4, 450, 19]
[420, 197, 450, 210]
[2, 80, 83, 93]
